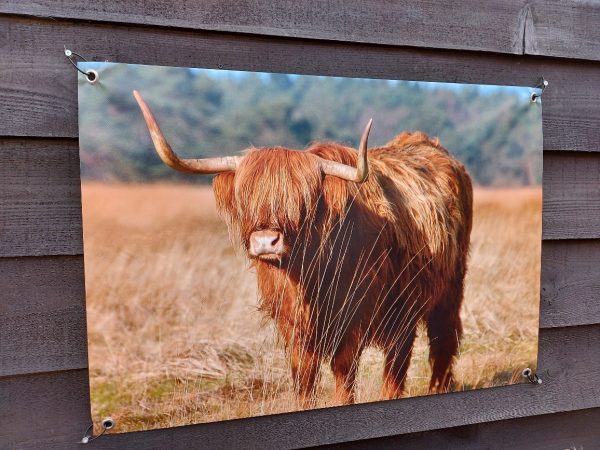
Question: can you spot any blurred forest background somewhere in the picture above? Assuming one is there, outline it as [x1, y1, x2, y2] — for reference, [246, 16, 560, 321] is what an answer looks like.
[79, 63, 542, 186]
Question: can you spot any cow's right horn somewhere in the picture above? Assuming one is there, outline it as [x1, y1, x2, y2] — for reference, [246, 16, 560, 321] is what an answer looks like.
[133, 90, 241, 174]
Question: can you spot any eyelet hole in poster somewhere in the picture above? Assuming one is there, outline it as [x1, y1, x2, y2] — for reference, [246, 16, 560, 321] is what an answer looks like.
[78, 62, 542, 432]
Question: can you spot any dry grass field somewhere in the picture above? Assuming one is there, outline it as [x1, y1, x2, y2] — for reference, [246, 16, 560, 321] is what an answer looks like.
[83, 182, 541, 433]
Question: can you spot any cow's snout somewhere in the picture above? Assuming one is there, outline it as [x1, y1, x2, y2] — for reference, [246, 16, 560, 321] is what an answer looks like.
[249, 230, 284, 259]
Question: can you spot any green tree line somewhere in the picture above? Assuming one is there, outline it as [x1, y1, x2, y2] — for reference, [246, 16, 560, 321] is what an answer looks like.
[79, 63, 542, 186]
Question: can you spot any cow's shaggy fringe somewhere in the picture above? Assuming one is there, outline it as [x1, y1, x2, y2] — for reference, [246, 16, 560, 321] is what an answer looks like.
[213, 131, 473, 405]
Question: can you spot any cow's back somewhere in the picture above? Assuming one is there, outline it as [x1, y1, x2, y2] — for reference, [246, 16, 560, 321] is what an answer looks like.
[369, 131, 473, 323]
[280, 135, 473, 353]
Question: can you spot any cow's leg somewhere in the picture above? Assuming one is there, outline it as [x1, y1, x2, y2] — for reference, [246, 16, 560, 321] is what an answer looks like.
[426, 280, 463, 393]
[291, 344, 321, 408]
[331, 340, 363, 405]
[380, 324, 418, 400]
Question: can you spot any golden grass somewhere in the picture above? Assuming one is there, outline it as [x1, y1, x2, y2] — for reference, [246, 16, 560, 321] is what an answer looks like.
[83, 182, 541, 432]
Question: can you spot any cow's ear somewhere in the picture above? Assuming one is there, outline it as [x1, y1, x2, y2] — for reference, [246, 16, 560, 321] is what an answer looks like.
[322, 175, 349, 218]
[213, 171, 237, 220]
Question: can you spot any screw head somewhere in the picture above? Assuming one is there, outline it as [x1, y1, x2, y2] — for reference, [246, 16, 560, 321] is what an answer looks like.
[101, 417, 115, 430]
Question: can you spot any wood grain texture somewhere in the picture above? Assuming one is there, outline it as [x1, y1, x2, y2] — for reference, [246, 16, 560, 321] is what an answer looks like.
[543, 152, 600, 240]
[540, 70, 600, 154]
[2, 1, 600, 62]
[0, 256, 88, 377]
[2, 15, 600, 153]
[0, 1, 531, 54]
[0, 369, 91, 450]
[316, 407, 600, 449]
[540, 240, 600, 328]
[79, 326, 600, 449]
[525, 1, 600, 62]
[0, 138, 82, 257]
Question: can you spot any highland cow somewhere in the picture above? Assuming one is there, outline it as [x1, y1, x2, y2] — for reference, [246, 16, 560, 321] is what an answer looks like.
[133, 90, 473, 406]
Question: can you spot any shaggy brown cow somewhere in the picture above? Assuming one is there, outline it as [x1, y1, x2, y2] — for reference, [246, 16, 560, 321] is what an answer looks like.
[133, 90, 473, 406]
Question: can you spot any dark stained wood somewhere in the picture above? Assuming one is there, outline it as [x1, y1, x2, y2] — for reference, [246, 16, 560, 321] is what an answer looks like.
[543, 152, 600, 240]
[316, 407, 600, 449]
[87, 326, 600, 449]
[0, 1, 531, 55]
[0, 256, 88, 377]
[525, 1, 600, 62]
[540, 240, 600, 328]
[541, 73, 600, 154]
[0, 138, 82, 257]
[2, 15, 600, 153]
[0, 369, 91, 450]
[3, 1, 600, 63]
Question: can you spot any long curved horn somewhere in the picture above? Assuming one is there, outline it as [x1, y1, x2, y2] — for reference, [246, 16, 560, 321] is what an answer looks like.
[133, 90, 241, 174]
[319, 118, 372, 183]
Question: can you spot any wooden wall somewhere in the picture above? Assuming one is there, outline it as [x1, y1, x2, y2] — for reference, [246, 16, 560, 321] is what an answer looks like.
[1, 2, 599, 448]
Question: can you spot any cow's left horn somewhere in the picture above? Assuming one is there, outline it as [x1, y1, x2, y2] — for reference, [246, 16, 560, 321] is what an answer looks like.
[319, 119, 372, 183]
[133, 90, 241, 174]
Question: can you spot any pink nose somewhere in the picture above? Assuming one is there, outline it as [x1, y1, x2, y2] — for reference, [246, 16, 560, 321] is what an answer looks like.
[249, 230, 284, 257]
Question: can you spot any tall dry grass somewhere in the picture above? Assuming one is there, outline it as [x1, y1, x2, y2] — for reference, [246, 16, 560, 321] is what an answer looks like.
[83, 182, 541, 432]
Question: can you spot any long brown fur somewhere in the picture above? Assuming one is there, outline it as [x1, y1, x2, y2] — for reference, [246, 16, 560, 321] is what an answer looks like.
[213, 131, 473, 406]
